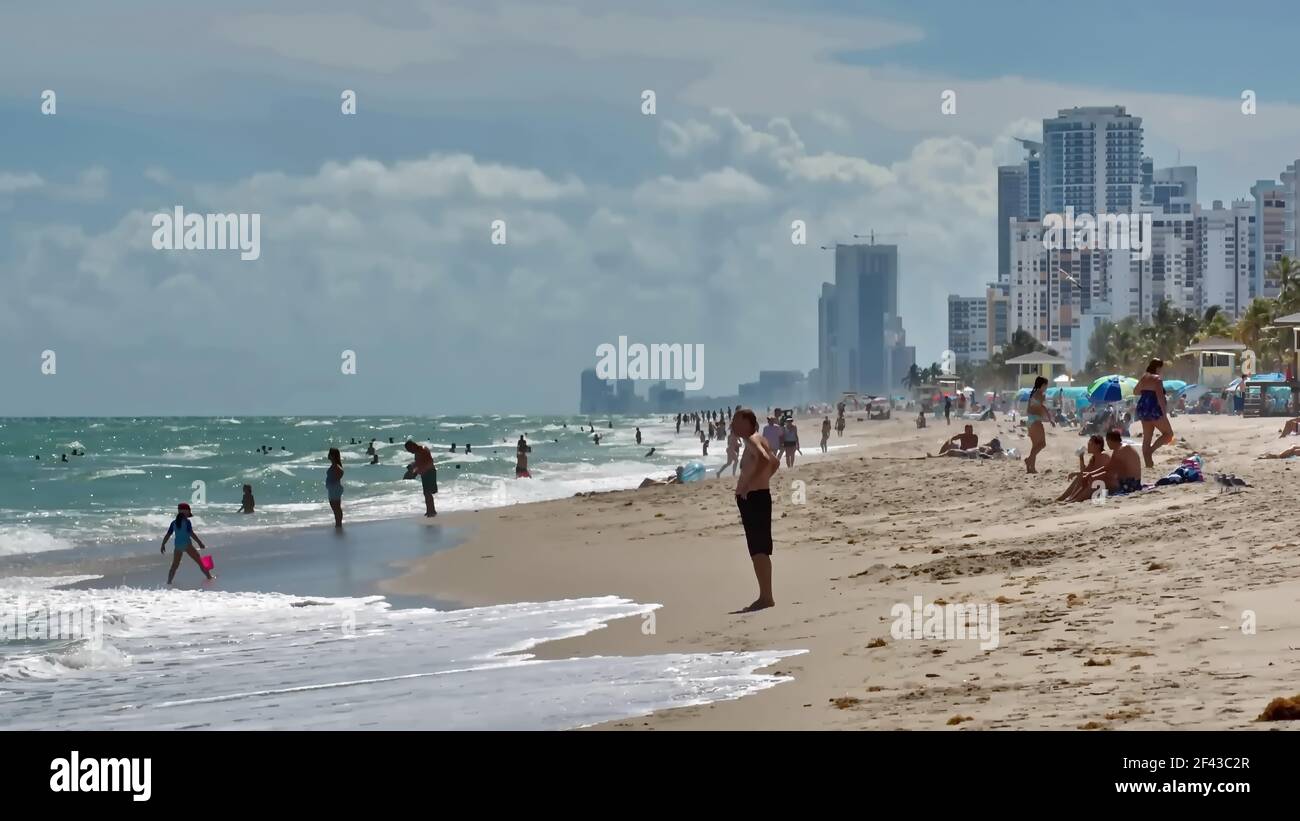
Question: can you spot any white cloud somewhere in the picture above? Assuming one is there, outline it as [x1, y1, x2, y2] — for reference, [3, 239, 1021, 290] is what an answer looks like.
[0, 172, 45, 193]
[3, 111, 999, 413]
[634, 167, 772, 208]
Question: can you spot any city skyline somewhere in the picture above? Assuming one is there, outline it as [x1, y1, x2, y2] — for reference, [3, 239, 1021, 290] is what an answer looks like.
[14, 3, 1300, 412]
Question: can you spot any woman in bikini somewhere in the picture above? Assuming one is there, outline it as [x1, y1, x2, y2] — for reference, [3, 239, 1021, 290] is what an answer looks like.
[1135, 358, 1174, 468]
[1025, 375, 1054, 473]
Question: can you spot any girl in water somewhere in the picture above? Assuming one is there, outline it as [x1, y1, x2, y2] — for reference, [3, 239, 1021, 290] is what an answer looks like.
[1025, 375, 1055, 473]
[326, 447, 345, 527]
[1135, 357, 1174, 468]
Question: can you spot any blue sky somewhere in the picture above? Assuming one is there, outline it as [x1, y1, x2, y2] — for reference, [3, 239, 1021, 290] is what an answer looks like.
[4, 0, 1300, 414]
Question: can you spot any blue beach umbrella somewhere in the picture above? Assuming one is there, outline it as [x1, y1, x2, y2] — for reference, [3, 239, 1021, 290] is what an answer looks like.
[1088, 376, 1135, 404]
[1161, 379, 1188, 394]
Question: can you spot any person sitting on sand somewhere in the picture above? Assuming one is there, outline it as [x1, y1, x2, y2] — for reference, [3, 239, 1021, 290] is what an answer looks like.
[1061, 430, 1142, 502]
[1056, 435, 1109, 502]
[916, 410, 927, 429]
[238, 484, 255, 514]
[938, 424, 978, 456]
[1280, 417, 1300, 438]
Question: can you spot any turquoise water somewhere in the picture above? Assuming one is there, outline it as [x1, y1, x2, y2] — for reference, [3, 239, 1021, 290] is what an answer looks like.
[0, 414, 718, 554]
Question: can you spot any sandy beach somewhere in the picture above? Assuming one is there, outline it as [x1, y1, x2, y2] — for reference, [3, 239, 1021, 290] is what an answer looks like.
[383, 411, 1300, 730]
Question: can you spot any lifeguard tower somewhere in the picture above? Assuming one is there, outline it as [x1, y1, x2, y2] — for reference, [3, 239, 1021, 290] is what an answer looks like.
[1182, 337, 1246, 390]
[1005, 352, 1068, 390]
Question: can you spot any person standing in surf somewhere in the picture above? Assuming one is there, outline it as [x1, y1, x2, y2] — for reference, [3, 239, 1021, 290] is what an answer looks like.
[405, 439, 438, 516]
[160, 502, 214, 584]
[733, 408, 781, 612]
[326, 447, 345, 527]
[1025, 376, 1054, 473]
[1135, 358, 1174, 468]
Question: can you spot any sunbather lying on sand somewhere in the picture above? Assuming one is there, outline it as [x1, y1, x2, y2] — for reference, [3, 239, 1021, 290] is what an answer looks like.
[639, 466, 686, 487]
[1259, 445, 1300, 459]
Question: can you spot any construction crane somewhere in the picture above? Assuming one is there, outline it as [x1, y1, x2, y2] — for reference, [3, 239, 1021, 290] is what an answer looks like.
[852, 231, 908, 245]
[818, 230, 908, 250]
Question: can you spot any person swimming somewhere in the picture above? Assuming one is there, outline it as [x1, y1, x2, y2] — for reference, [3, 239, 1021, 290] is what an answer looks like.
[465, 443, 472, 454]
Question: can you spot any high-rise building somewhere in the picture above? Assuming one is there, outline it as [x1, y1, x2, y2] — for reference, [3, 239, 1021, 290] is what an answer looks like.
[1008, 219, 1075, 345]
[947, 295, 991, 363]
[828, 243, 902, 397]
[886, 316, 915, 394]
[1196, 199, 1255, 318]
[998, 165, 1026, 277]
[817, 282, 837, 400]
[579, 368, 613, 414]
[1250, 178, 1286, 300]
[1042, 106, 1144, 217]
[1152, 166, 1197, 207]
[1020, 138, 1043, 220]
[997, 139, 1042, 278]
[986, 283, 1010, 355]
[1140, 197, 1198, 316]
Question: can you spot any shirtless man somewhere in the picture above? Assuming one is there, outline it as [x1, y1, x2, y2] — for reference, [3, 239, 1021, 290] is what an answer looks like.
[937, 424, 978, 456]
[404, 439, 438, 516]
[733, 408, 781, 612]
[1056, 434, 1109, 502]
[1062, 430, 1142, 502]
[820, 416, 831, 453]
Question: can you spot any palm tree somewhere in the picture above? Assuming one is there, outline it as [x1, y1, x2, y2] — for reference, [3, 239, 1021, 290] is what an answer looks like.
[1107, 316, 1145, 375]
[901, 363, 921, 390]
[1236, 298, 1275, 358]
[1273, 256, 1300, 312]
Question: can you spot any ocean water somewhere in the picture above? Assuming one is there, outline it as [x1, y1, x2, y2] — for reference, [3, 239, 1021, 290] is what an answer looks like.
[0, 416, 807, 729]
[0, 577, 803, 730]
[0, 414, 724, 555]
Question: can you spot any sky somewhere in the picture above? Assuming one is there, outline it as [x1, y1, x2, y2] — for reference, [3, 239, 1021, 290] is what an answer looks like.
[5, 0, 1300, 414]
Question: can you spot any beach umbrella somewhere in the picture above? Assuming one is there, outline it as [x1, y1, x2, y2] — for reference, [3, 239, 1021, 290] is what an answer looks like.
[1161, 379, 1188, 394]
[1088, 376, 1135, 404]
[1087, 374, 1136, 395]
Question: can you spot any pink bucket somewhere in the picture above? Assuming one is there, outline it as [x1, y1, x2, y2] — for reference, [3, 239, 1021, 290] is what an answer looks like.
[200, 555, 215, 572]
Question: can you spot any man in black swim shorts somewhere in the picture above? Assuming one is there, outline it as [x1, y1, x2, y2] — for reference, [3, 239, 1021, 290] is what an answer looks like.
[733, 408, 781, 612]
